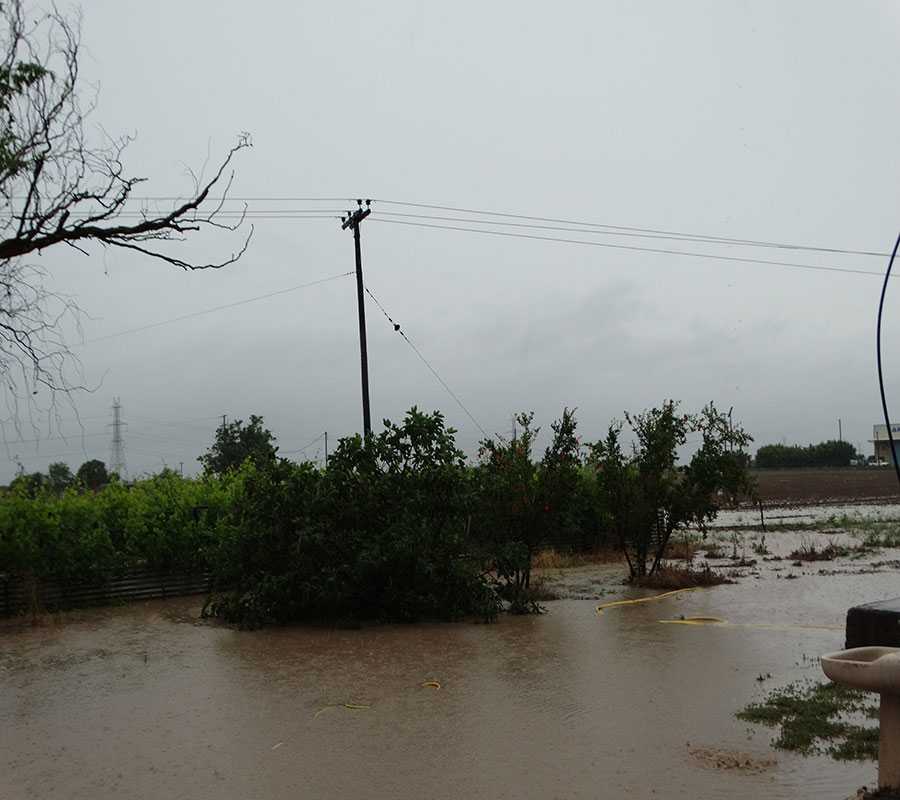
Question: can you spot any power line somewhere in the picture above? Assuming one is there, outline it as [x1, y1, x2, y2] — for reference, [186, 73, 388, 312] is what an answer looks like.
[372, 198, 891, 259]
[54, 212, 342, 219]
[116, 196, 354, 203]
[2, 430, 108, 446]
[364, 285, 488, 439]
[84, 271, 354, 344]
[14, 191, 893, 258]
[80, 194, 893, 258]
[371, 210, 884, 256]
[282, 432, 325, 455]
[127, 432, 210, 447]
[368, 218, 888, 279]
[127, 414, 222, 428]
[6, 448, 101, 462]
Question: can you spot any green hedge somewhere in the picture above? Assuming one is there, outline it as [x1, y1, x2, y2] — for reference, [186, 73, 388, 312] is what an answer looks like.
[0, 470, 233, 583]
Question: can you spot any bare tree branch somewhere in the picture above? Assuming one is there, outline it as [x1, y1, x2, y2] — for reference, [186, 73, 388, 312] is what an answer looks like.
[0, 0, 251, 424]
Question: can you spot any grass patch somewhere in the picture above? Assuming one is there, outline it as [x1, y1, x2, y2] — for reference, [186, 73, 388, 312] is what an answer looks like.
[702, 542, 725, 559]
[861, 524, 900, 549]
[532, 547, 622, 569]
[635, 564, 733, 589]
[736, 679, 878, 760]
[788, 539, 853, 562]
[664, 536, 698, 561]
[751, 535, 770, 556]
[525, 576, 562, 601]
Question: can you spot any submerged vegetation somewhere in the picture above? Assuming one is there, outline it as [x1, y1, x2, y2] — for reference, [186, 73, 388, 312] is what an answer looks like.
[1, 402, 752, 626]
[737, 680, 878, 761]
[635, 564, 733, 590]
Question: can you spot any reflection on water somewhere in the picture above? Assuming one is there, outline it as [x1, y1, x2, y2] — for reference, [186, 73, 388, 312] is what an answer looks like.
[1, 554, 886, 799]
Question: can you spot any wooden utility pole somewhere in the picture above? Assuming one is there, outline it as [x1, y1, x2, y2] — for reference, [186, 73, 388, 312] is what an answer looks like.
[341, 200, 373, 437]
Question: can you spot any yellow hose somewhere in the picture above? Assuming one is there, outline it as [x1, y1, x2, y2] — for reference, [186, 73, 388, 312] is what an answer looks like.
[658, 617, 843, 632]
[595, 587, 696, 615]
[421, 680, 441, 689]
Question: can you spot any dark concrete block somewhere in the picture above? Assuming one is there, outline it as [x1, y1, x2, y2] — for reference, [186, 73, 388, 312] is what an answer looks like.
[846, 597, 900, 648]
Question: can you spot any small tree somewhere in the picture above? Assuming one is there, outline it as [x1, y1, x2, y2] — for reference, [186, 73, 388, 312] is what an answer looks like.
[47, 461, 73, 493]
[76, 458, 108, 491]
[477, 408, 583, 611]
[199, 415, 278, 475]
[591, 401, 753, 580]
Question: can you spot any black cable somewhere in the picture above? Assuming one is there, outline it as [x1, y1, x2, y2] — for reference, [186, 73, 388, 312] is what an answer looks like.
[282, 432, 325, 455]
[368, 217, 887, 279]
[85, 272, 354, 344]
[75, 194, 893, 259]
[364, 285, 489, 439]
[373, 210, 831, 251]
[876, 231, 900, 489]
[373, 198, 891, 259]
[2, 430, 108, 446]
[113, 196, 355, 203]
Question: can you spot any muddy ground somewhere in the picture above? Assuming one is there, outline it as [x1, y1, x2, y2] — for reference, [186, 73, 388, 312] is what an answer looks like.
[752, 468, 900, 506]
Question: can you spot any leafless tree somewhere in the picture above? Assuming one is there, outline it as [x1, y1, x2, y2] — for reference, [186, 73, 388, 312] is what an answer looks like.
[0, 1, 251, 429]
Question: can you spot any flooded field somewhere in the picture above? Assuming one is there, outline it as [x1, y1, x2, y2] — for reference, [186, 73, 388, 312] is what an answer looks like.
[3, 516, 897, 799]
[714, 501, 900, 528]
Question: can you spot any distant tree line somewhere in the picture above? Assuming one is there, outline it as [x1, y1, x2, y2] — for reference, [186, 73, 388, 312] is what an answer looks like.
[9, 459, 113, 496]
[754, 440, 858, 469]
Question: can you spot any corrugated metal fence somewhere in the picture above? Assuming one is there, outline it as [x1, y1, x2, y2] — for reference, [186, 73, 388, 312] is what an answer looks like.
[0, 568, 211, 617]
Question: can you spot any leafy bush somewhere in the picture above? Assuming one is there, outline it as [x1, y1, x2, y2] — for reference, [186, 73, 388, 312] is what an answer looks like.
[0, 469, 230, 588]
[204, 408, 500, 626]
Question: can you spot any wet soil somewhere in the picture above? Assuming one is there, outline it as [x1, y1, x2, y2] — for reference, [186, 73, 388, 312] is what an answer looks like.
[752, 468, 900, 506]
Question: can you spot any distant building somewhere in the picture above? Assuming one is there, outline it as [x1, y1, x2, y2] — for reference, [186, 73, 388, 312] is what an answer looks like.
[871, 424, 900, 462]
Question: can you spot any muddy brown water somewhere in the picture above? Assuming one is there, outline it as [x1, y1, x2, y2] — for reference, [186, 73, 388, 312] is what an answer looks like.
[1, 526, 892, 799]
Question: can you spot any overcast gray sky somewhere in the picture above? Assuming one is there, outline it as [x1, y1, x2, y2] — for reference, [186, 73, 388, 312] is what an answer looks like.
[4, 0, 900, 480]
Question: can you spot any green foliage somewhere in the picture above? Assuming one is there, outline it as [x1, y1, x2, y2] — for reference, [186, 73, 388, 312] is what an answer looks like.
[47, 462, 74, 494]
[755, 440, 858, 469]
[476, 408, 588, 611]
[590, 401, 754, 579]
[0, 470, 231, 591]
[199, 415, 278, 475]
[76, 459, 109, 491]
[1, 401, 754, 626]
[9, 469, 47, 497]
[737, 680, 878, 760]
[0, 60, 50, 175]
[205, 408, 500, 627]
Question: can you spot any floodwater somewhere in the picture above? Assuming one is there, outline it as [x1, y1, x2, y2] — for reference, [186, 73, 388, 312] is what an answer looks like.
[1, 527, 893, 799]
[714, 501, 900, 528]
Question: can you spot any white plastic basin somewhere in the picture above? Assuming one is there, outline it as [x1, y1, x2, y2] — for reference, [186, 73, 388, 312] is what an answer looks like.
[821, 646, 900, 694]
[821, 646, 900, 789]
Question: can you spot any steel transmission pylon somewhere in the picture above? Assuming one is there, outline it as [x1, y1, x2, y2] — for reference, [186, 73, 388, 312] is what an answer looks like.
[110, 397, 127, 479]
